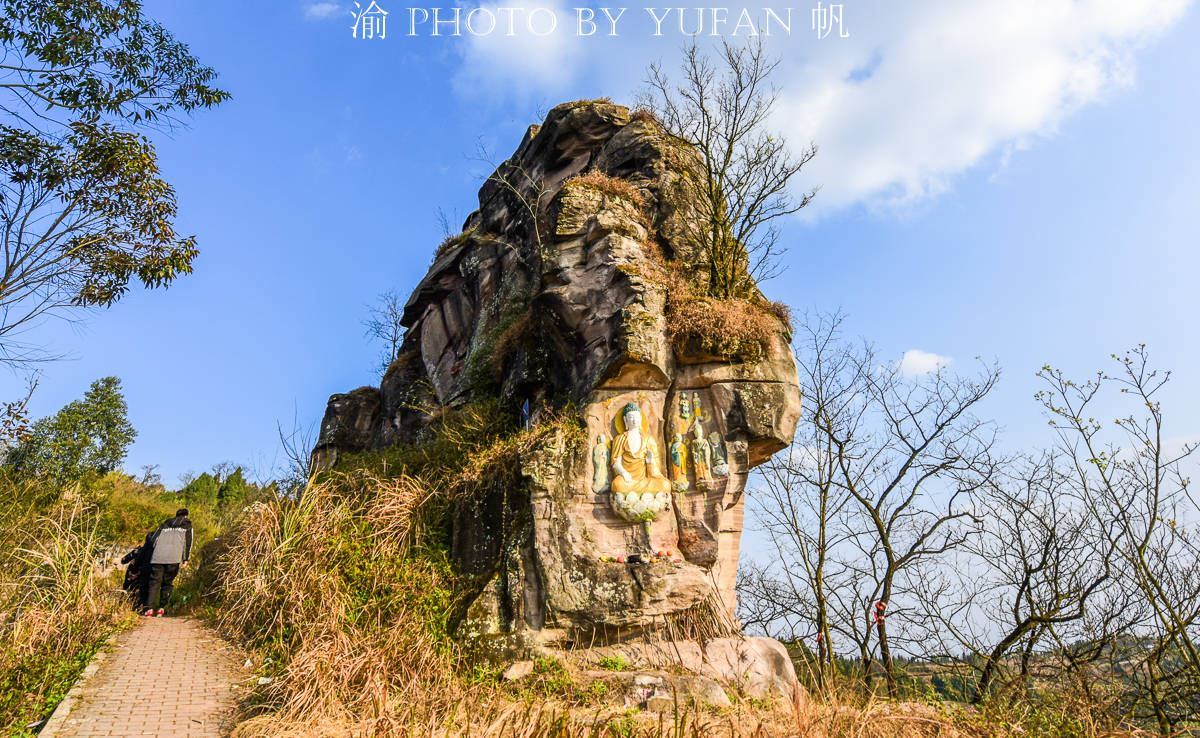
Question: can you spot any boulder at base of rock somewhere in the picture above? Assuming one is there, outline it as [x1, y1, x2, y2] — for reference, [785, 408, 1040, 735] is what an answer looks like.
[578, 637, 805, 704]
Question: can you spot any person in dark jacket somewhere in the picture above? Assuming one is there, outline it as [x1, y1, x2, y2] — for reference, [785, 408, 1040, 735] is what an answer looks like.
[120, 532, 154, 606]
[142, 508, 193, 616]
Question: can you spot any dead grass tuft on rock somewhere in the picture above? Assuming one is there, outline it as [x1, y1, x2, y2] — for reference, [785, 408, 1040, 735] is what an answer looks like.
[565, 170, 647, 210]
[656, 264, 787, 364]
[630, 107, 661, 126]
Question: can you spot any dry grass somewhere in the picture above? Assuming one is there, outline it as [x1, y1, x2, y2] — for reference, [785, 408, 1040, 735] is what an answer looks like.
[434, 229, 475, 262]
[764, 301, 792, 336]
[656, 264, 787, 364]
[565, 170, 647, 210]
[0, 497, 136, 733]
[211, 472, 456, 733]
[565, 97, 614, 109]
[631, 107, 661, 126]
[207, 408, 584, 736]
[227, 665, 1007, 738]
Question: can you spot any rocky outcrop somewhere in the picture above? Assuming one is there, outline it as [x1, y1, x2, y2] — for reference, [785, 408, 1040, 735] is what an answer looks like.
[312, 101, 802, 702]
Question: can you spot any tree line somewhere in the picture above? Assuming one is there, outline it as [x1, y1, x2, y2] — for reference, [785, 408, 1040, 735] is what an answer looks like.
[1, 375, 268, 511]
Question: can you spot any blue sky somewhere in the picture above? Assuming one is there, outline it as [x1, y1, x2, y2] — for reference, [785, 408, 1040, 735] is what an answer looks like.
[3, 0, 1198, 486]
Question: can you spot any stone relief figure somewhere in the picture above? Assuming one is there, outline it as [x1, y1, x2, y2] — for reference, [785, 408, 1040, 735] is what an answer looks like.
[679, 394, 692, 422]
[692, 392, 704, 422]
[669, 433, 689, 492]
[611, 402, 670, 496]
[709, 431, 729, 477]
[691, 425, 712, 489]
[592, 434, 610, 493]
[609, 402, 670, 527]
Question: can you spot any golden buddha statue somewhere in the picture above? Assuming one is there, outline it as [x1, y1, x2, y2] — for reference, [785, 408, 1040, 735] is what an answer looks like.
[610, 402, 671, 496]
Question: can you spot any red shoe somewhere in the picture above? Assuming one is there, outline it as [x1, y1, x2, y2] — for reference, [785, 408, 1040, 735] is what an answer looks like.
[143, 609, 154, 617]
[156, 608, 165, 617]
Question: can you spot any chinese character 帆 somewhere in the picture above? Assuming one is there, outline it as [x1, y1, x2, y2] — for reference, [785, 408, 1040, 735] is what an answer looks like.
[811, 2, 849, 39]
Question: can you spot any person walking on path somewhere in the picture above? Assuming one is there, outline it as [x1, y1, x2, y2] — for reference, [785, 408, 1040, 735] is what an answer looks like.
[119, 531, 154, 608]
[143, 508, 193, 617]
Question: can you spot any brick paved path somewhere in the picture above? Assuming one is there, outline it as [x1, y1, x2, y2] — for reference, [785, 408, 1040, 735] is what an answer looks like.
[53, 617, 244, 737]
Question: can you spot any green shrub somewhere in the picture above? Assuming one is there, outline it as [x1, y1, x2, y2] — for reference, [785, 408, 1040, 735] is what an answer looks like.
[598, 654, 630, 671]
[586, 679, 610, 699]
[218, 468, 248, 507]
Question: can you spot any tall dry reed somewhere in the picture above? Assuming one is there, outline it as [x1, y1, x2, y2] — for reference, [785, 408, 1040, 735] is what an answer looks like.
[211, 471, 462, 735]
[0, 499, 134, 733]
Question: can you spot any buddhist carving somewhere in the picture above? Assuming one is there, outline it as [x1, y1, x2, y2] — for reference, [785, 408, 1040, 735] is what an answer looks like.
[691, 425, 712, 488]
[592, 434, 610, 493]
[709, 431, 729, 477]
[669, 433, 688, 491]
[608, 402, 671, 526]
[610, 402, 669, 497]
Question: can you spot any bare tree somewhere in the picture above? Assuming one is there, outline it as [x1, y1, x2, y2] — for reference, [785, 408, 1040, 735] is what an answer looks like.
[911, 451, 1115, 702]
[277, 407, 317, 496]
[747, 312, 862, 685]
[363, 289, 406, 377]
[139, 463, 163, 488]
[745, 313, 1001, 695]
[844, 346, 998, 695]
[0, 372, 37, 453]
[435, 207, 457, 239]
[1036, 347, 1200, 733]
[209, 460, 235, 484]
[641, 39, 817, 298]
[748, 332, 1200, 730]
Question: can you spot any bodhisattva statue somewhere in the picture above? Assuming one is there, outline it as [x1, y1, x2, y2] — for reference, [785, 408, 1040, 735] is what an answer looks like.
[691, 425, 712, 488]
[669, 433, 688, 492]
[611, 402, 671, 496]
[592, 434, 610, 493]
[709, 431, 729, 477]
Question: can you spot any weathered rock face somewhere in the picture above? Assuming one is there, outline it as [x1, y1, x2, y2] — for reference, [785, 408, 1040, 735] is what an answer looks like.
[312, 101, 802, 699]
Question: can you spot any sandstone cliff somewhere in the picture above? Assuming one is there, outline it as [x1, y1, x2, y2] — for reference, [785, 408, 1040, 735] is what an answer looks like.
[312, 101, 802, 701]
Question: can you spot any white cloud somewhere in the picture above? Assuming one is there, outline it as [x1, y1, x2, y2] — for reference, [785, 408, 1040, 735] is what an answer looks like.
[899, 349, 952, 377]
[304, 3, 340, 21]
[452, 1, 578, 98]
[776, 0, 1193, 214]
[447, 0, 1192, 212]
